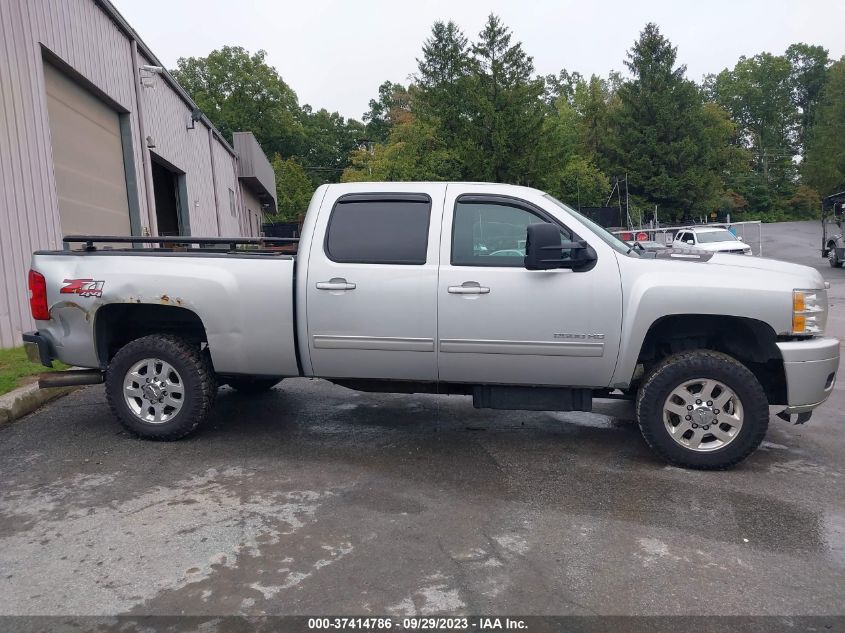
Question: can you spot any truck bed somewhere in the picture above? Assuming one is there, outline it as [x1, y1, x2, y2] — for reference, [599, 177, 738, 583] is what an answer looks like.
[31, 244, 300, 378]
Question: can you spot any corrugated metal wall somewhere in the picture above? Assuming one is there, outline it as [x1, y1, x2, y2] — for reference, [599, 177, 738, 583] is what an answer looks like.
[242, 187, 264, 236]
[136, 51, 244, 237]
[0, 0, 252, 348]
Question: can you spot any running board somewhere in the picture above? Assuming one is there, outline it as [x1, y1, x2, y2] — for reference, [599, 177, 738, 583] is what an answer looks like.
[472, 386, 592, 412]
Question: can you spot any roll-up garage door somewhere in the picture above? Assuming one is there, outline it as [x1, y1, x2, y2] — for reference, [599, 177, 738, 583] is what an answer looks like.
[44, 63, 131, 236]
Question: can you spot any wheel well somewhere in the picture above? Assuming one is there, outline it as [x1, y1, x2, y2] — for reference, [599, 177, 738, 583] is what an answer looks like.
[637, 314, 787, 404]
[94, 304, 208, 367]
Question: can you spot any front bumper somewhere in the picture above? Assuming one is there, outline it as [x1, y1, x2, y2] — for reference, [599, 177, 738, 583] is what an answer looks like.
[22, 331, 53, 368]
[776, 337, 840, 414]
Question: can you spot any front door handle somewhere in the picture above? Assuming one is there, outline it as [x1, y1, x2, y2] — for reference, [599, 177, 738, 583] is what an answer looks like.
[316, 278, 356, 291]
[448, 281, 490, 295]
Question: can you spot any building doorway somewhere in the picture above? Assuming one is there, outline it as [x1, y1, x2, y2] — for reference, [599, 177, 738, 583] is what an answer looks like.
[150, 155, 188, 236]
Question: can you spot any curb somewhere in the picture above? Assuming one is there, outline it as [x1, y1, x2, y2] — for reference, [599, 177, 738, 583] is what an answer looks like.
[0, 382, 77, 427]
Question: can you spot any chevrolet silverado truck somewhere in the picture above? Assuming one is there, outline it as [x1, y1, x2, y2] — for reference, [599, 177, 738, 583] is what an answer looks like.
[23, 183, 840, 469]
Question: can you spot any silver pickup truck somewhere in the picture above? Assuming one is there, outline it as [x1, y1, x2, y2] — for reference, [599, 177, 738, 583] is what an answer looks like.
[24, 182, 840, 469]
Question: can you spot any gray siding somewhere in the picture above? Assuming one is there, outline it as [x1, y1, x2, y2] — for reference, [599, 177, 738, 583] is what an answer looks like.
[241, 186, 265, 236]
[136, 51, 224, 237]
[0, 0, 268, 348]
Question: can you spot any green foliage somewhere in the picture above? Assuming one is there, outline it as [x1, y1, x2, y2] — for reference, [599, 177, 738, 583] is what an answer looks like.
[176, 22, 835, 226]
[786, 43, 830, 157]
[363, 81, 412, 143]
[416, 21, 471, 126]
[271, 156, 313, 220]
[172, 47, 304, 158]
[803, 58, 845, 196]
[710, 52, 799, 211]
[0, 347, 65, 396]
[465, 15, 546, 183]
[572, 75, 616, 167]
[543, 69, 582, 109]
[787, 184, 821, 219]
[605, 24, 729, 221]
[174, 46, 366, 193]
[547, 156, 611, 208]
[299, 107, 365, 187]
[342, 117, 460, 182]
[716, 190, 749, 216]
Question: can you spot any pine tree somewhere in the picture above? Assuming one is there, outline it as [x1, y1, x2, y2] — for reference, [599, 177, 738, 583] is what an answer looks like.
[609, 23, 725, 220]
[465, 14, 545, 183]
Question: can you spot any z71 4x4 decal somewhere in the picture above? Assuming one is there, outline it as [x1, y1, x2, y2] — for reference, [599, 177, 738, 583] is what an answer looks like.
[60, 279, 105, 298]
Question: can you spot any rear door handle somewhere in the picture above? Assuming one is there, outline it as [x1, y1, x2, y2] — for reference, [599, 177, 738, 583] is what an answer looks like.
[316, 278, 356, 291]
[448, 281, 490, 295]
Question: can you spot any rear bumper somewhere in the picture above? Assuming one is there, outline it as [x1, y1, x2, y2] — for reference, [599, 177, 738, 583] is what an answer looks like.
[22, 331, 53, 368]
[777, 337, 840, 414]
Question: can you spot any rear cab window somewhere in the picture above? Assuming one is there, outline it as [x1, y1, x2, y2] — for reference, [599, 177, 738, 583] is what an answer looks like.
[325, 194, 432, 264]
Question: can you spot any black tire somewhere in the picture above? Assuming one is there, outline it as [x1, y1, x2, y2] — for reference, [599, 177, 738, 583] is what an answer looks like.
[225, 376, 281, 394]
[636, 350, 768, 470]
[828, 243, 842, 268]
[105, 334, 216, 440]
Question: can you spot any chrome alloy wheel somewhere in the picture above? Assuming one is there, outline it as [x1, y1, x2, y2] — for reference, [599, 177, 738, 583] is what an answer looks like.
[123, 358, 185, 424]
[662, 378, 744, 452]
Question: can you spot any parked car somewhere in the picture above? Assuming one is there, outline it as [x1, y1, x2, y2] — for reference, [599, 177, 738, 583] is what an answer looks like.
[23, 183, 839, 469]
[673, 227, 752, 255]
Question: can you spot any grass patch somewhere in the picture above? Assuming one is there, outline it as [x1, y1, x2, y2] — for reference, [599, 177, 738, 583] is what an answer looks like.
[0, 346, 67, 396]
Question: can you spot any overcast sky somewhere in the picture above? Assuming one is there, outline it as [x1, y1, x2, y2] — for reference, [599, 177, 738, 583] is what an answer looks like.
[112, 0, 845, 120]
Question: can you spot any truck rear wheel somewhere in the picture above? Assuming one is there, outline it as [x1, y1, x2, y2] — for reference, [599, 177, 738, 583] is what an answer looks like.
[225, 376, 281, 393]
[635, 350, 768, 469]
[105, 334, 216, 440]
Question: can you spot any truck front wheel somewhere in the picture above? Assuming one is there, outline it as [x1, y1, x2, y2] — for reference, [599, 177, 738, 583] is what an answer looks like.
[105, 334, 216, 440]
[635, 350, 768, 469]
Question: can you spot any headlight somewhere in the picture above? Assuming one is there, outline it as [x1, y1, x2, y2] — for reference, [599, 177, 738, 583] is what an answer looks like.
[792, 289, 828, 335]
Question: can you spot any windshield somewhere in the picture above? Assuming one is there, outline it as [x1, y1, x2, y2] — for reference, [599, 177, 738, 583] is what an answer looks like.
[544, 194, 639, 256]
[695, 229, 737, 243]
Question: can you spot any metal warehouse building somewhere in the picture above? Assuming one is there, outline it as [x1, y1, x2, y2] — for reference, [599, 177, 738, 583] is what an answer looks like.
[0, 0, 278, 348]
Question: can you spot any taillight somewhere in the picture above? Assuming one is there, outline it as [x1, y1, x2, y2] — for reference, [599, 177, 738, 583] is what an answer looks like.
[28, 270, 49, 320]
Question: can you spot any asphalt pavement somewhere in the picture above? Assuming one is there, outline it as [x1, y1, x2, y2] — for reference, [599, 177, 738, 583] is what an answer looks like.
[0, 221, 843, 620]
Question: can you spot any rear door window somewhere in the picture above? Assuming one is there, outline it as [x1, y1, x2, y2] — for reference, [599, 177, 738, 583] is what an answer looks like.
[325, 195, 431, 265]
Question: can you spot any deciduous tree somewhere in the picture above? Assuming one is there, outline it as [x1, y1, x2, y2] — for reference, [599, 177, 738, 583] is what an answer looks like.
[803, 58, 845, 196]
[172, 47, 304, 158]
[271, 155, 313, 220]
[786, 43, 830, 157]
[710, 52, 798, 211]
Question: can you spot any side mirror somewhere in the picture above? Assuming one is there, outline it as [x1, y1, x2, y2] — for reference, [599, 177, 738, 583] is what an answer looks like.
[524, 223, 597, 272]
[737, 236, 744, 242]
